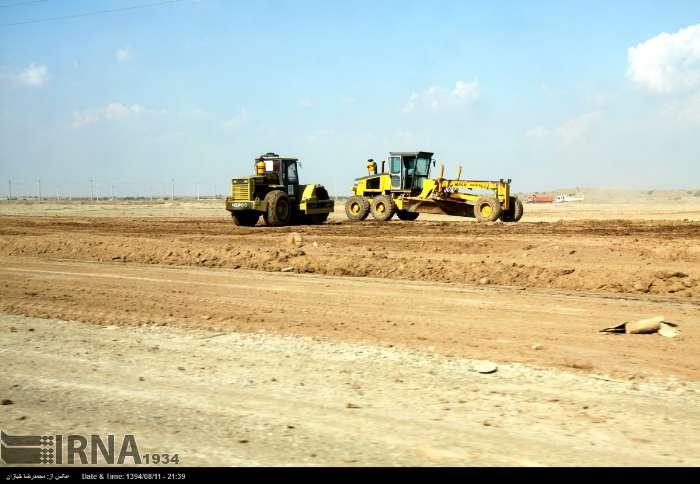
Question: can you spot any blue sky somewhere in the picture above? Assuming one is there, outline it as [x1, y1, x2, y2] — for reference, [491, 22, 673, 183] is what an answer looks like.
[1, 0, 700, 197]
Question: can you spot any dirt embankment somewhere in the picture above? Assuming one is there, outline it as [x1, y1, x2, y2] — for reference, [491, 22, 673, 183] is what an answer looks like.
[1, 216, 699, 299]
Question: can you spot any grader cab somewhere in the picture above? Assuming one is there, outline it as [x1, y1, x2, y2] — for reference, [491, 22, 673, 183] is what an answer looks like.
[225, 152, 334, 227]
[345, 151, 523, 223]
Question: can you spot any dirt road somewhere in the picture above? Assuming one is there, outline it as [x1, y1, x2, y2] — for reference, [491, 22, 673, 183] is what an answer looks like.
[1, 257, 698, 380]
[3, 314, 699, 466]
[1, 209, 699, 466]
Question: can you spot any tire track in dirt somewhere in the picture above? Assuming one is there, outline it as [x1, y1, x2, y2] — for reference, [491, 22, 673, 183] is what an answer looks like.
[1, 257, 698, 380]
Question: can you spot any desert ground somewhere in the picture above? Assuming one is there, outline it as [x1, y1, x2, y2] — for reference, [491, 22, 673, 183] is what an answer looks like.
[1, 198, 699, 466]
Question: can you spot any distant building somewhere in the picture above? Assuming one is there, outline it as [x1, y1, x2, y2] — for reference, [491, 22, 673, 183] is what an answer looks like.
[527, 194, 554, 203]
[554, 193, 585, 203]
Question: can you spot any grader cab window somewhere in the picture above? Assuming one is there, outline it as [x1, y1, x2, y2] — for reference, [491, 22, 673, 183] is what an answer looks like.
[388, 153, 433, 191]
[415, 157, 431, 177]
[402, 156, 416, 190]
[413, 156, 431, 190]
[390, 157, 401, 174]
[389, 156, 402, 189]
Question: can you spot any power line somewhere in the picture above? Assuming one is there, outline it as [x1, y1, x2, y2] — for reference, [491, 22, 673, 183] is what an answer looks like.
[0, 0, 49, 8]
[0, 0, 185, 27]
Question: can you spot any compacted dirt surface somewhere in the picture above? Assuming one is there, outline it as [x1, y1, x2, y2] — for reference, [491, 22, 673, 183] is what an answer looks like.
[0, 257, 699, 380]
[1, 207, 699, 466]
[3, 315, 699, 466]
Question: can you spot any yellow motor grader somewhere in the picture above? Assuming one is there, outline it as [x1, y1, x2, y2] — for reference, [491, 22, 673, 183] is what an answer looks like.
[345, 151, 523, 223]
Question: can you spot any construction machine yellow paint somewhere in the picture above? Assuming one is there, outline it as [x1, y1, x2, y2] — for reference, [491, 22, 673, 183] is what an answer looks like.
[225, 152, 334, 227]
[345, 151, 523, 223]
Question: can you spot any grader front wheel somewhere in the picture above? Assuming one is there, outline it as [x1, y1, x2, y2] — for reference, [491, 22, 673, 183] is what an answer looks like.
[370, 195, 396, 221]
[345, 196, 370, 221]
[474, 197, 502, 223]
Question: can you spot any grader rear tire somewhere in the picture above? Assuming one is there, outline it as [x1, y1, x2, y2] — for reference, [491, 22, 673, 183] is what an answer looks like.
[264, 190, 292, 227]
[474, 197, 502, 223]
[345, 196, 370, 221]
[231, 211, 259, 227]
[514, 198, 524, 222]
[396, 210, 419, 221]
[500, 196, 523, 223]
[370, 195, 396, 221]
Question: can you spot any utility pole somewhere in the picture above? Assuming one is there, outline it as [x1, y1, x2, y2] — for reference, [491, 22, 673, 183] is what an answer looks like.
[96, 182, 100, 202]
[171, 179, 175, 201]
[56, 187, 59, 201]
[90, 179, 95, 201]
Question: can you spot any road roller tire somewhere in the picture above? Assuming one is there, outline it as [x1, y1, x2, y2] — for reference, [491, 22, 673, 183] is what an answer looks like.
[264, 190, 292, 227]
[231, 211, 259, 227]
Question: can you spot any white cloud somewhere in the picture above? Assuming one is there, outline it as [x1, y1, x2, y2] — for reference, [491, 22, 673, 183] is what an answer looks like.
[402, 93, 420, 113]
[627, 23, 700, 93]
[14, 63, 48, 86]
[224, 107, 248, 130]
[402, 80, 479, 113]
[452, 80, 479, 100]
[116, 48, 132, 62]
[72, 103, 148, 128]
[526, 111, 601, 145]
